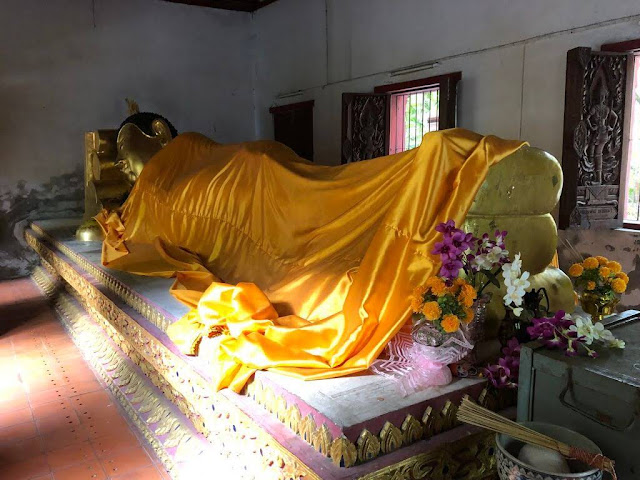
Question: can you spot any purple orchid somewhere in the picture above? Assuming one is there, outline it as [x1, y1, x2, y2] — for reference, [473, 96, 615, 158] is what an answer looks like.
[432, 237, 458, 261]
[451, 230, 475, 252]
[439, 258, 464, 281]
[435, 220, 456, 236]
[484, 337, 520, 389]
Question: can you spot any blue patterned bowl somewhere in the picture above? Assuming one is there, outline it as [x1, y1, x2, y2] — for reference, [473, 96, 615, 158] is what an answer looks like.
[496, 422, 603, 480]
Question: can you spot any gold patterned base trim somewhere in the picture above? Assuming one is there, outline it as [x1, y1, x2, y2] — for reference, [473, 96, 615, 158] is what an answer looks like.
[31, 222, 171, 332]
[32, 267, 187, 476]
[246, 371, 514, 467]
[27, 227, 504, 478]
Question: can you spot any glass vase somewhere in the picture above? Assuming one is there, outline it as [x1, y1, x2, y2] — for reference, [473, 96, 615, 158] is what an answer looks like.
[411, 316, 446, 347]
[467, 292, 491, 344]
[580, 292, 619, 322]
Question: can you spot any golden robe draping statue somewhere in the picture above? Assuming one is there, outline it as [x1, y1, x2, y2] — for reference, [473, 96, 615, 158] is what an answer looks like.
[96, 129, 525, 392]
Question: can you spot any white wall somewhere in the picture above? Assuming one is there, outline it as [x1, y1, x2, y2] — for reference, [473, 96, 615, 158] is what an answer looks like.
[1, 0, 255, 187]
[253, 0, 640, 165]
[0, 0, 255, 278]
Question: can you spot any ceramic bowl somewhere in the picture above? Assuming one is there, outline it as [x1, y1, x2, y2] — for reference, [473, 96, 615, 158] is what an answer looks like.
[496, 422, 603, 480]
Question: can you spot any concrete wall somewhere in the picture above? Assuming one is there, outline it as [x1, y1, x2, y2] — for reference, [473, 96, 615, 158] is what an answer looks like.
[0, 0, 255, 279]
[253, 0, 640, 166]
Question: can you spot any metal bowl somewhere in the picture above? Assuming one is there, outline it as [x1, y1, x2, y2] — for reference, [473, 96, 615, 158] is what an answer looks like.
[496, 422, 603, 480]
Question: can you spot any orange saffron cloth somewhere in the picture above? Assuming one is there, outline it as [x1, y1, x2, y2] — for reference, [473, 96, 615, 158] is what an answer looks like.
[96, 128, 525, 392]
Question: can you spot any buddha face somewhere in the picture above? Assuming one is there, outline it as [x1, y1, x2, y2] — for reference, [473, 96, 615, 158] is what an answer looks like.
[115, 120, 172, 185]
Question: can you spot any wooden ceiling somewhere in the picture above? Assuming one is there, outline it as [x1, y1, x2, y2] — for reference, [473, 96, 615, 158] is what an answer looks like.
[164, 0, 279, 12]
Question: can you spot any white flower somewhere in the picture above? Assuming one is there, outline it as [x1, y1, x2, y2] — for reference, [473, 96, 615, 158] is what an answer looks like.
[607, 338, 626, 349]
[473, 254, 494, 271]
[512, 307, 523, 317]
[501, 254, 523, 282]
[569, 316, 597, 344]
[503, 286, 524, 306]
[510, 271, 531, 291]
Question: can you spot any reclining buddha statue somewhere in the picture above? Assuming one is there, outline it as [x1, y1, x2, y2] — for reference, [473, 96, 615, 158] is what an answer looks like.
[95, 128, 575, 392]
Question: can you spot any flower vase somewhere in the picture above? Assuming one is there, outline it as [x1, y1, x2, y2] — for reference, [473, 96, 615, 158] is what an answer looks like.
[467, 292, 491, 344]
[408, 318, 474, 390]
[580, 292, 619, 322]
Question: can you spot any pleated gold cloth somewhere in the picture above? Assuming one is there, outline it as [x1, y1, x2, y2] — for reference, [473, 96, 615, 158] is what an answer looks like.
[96, 129, 524, 392]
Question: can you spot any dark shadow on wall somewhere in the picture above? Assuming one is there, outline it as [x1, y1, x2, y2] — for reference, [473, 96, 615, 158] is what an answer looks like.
[0, 168, 83, 280]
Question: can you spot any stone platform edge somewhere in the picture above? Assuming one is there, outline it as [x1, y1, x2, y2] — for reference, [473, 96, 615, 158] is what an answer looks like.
[26, 223, 510, 478]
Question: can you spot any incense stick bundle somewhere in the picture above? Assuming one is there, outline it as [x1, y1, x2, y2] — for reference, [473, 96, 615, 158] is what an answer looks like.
[456, 397, 617, 479]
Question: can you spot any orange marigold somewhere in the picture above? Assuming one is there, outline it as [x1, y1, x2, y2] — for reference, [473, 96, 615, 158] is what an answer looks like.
[598, 266, 611, 279]
[428, 278, 447, 297]
[596, 256, 609, 266]
[586, 281, 596, 291]
[441, 314, 460, 333]
[411, 296, 424, 313]
[606, 261, 622, 274]
[568, 263, 583, 277]
[457, 284, 477, 307]
[616, 272, 629, 284]
[421, 301, 442, 320]
[454, 277, 468, 287]
[611, 278, 627, 294]
[462, 307, 474, 324]
[413, 285, 427, 298]
[582, 257, 599, 270]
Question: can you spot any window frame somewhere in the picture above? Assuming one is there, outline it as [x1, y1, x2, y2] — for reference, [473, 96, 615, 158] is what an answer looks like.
[602, 39, 640, 230]
[374, 72, 461, 154]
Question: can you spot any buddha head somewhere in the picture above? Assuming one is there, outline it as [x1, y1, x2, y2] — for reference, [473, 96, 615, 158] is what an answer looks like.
[115, 112, 177, 185]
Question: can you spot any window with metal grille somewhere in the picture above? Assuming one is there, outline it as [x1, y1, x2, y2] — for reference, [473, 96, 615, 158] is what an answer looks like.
[623, 53, 640, 224]
[389, 87, 440, 154]
[600, 39, 640, 228]
[341, 72, 460, 164]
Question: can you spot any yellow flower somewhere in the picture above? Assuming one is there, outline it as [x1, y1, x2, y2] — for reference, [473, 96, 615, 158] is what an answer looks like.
[457, 284, 477, 307]
[411, 296, 424, 313]
[568, 263, 583, 277]
[462, 307, 474, 324]
[413, 285, 427, 298]
[421, 301, 442, 321]
[582, 257, 599, 270]
[596, 256, 609, 266]
[598, 266, 611, 279]
[441, 314, 460, 333]
[426, 277, 447, 296]
[616, 272, 629, 284]
[454, 277, 467, 287]
[447, 277, 467, 295]
[586, 281, 596, 291]
[606, 261, 622, 274]
[612, 278, 627, 294]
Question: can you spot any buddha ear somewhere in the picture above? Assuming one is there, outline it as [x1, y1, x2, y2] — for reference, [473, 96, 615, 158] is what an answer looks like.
[151, 119, 172, 147]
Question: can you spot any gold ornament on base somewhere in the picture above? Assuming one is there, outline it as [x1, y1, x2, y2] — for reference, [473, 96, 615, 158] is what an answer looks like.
[579, 291, 620, 322]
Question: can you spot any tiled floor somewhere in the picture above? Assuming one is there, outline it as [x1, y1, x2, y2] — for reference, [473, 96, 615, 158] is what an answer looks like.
[0, 278, 171, 480]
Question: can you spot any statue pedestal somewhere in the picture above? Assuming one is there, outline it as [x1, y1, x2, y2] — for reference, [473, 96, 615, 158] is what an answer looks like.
[27, 217, 514, 479]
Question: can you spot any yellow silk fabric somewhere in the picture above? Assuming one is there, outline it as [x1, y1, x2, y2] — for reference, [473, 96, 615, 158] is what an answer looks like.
[96, 129, 525, 392]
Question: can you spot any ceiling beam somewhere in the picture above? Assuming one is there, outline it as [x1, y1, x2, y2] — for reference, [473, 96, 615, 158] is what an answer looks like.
[163, 0, 279, 12]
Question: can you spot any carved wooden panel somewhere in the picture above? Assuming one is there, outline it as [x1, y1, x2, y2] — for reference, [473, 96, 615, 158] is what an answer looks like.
[341, 93, 389, 164]
[559, 47, 629, 229]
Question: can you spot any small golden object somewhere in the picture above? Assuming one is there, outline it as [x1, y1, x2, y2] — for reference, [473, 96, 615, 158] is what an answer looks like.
[579, 292, 620, 321]
[76, 112, 173, 242]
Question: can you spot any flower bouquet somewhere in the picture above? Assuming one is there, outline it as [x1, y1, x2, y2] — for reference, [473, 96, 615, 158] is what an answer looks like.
[371, 220, 530, 394]
[568, 256, 628, 321]
[485, 311, 625, 390]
